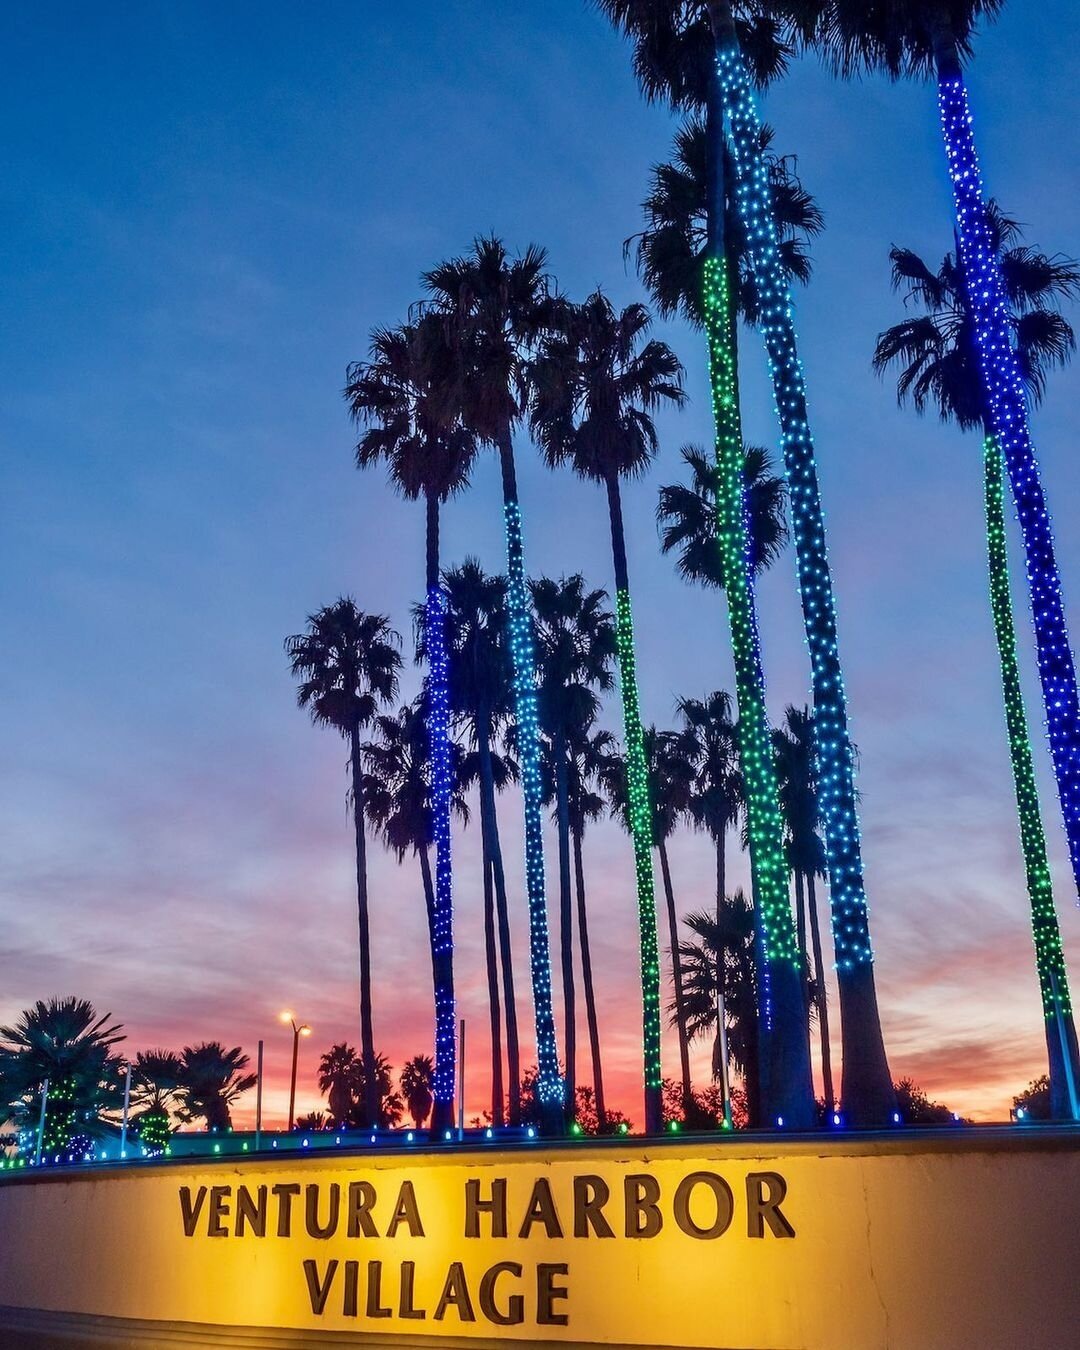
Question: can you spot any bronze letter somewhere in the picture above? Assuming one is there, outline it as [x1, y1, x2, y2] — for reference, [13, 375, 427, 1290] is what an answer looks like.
[624, 1174, 662, 1237]
[387, 1180, 424, 1237]
[479, 1262, 524, 1326]
[399, 1260, 426, 1319]
[536, 1263, 569, 1326]
[179, 1186, 207, 1237]
[207, 1185, 231, 1238]
[366, 1261, 392, 1319]
[347, 1180, 378, 1238]
[673, 1172, 734, 1239]
[573, 1175, 614, 1237]
[518, 1178, 563, 1239]
[272, 1183, 301, 1237]
[464, 1177, 507, 1238]
[746, 1172, 795, 1238]
[235, 1185, 267, 1238]
[343, 1261, 358, 1317]
[303, 1259, 338, 1315]
[306, 1183, 340, 1239]
[434, 1263, 476, 1322]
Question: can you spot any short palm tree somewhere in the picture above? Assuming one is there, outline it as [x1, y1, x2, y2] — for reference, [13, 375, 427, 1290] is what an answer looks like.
[346, 316, 478, 1131]
[400, 1055, 435, 1129]
[424, 237, 564, 1127]
[130, 1050, 183, 1152]
[441, 559, 520, 1125]
[531, 291, 685, 1131]
[531, 573, 616, 1115]
[773, 705, 834, 1113]
[285, 600, 402, 1127]
[0, 998, 124, 1153]
[814, 0, 1080, 942]
[874, 210, 1080, 1118]
[317, 1042, 361, 1127]
[176, 1043, 256, 1132]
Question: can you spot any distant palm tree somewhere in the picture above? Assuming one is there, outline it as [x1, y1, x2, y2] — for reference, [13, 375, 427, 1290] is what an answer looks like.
[531, 573, 616, 1114]
[424, 237, 564, 1126]
[874, 208, 1080, 1118]
[673, 691, 742, 926]
[176, 1043, 256, 1132]
[317, 1042, 361, 1127]
[286, 600, 402, 1127]
[0, 998, 124, 1153]
[130, 1050, 183, 1152]
[531, 290, 685, 1132]
[678, 895, 761, 1127]
[773, 705, 834, 1113]
[400, 1054, 434, 1129]
[441, 560, 520, 1125]
[346, 316, 478, 1132]
[317, 1043, 403, 1129]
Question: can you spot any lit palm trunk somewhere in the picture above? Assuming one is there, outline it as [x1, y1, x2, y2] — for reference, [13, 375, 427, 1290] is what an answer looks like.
[714, 41, 894, 1124]
[984, 437, 1080, 1119]
[604, 473, 663, 1132]
[424, 495, 456, 1131]
[498, 439, 563, 1126]
[937, 56, 1080, 904]
[703, 254, 812, 1127]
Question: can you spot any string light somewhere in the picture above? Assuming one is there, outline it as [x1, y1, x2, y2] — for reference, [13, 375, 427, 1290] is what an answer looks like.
[502, 500, 563, 1110]
[938, 73, 1080, 901]
[424, 583, 457, 1117]
[614, 588, 663, 1118]
[983, 439, 1077, 1060]
[716, 47, 875, 972]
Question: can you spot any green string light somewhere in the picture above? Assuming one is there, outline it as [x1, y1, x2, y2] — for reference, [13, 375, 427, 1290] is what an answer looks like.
[614, 588, 663, 1100]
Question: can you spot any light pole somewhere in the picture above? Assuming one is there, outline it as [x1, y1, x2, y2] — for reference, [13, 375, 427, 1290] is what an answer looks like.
[280, 1012, 311, 1131]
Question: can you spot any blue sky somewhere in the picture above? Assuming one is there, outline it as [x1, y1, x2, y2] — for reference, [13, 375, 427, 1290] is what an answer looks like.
[2, 1, 1078, 1122]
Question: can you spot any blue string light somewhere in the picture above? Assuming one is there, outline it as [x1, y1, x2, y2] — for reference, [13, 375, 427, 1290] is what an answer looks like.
[937, 72, 1080, 902]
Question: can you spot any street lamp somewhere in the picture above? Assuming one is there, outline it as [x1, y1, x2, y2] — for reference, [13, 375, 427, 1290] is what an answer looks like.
[280, 1012, 312, 1131]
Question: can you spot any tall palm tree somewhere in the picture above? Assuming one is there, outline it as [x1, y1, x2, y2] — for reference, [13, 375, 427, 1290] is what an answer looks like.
[874, 213, 1080, 1118]
[673, 691, 742, 926]
[441, 559, 520, 1125]
[678, 895, 762, 1125]
[176, 1043, 256, 1132]
[531, 291, 685, 1131]
[346, 317, 478, 1132]
[531, 574, 616, 1116]
[604, 1, 819, 1125]
[566, 720, 620, 1128]
[424, 237, 564, 1128]
[815, 0, 1080, 940]
[773, 705, 834, 1113]
[0, 998, 124, 1153]
[605, 0, 892, 1123]
[285, 601, 402, 1126]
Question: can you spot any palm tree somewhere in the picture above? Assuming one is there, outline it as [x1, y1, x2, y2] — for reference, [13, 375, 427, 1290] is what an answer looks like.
[773, 705, 834, 1113]
[317, 1044, 403, 1129]
[285, 601, 402, 1127]
[129, 1050, 183, 1153]
[424, 237, 564, 1128]
[673, 692, 742, 926]
[815, 0, 1080, 975]
[442, 559, 520, 1126]
[317, 1042, 361, 1127]
[531, 291, 685, 1131]
[678, 895, 761, 1126]
[566, 720, 620, 1128]
[400, 1055, 434, 1129]
[531, 574, 616, 1116]
[0, 998, 124, 1153]
[605, 0, 892, 1124]
[874, 212, 1080, 1118]
[176, 1043, 256, 1132]
[346, 317, 478, 1132]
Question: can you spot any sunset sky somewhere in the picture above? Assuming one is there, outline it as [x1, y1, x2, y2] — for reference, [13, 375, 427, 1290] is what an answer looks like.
[3, 1, 1079, 1128]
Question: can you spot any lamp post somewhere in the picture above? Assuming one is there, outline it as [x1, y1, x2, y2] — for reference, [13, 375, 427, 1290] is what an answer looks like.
[280, 1012, 311, 1131]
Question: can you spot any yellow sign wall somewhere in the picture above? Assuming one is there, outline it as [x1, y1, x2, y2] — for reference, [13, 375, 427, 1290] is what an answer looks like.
[1, 1131, 1077, 1348]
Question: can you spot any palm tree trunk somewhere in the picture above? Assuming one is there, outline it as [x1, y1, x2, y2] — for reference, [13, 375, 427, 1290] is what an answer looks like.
[807, 870, 835, 1115]
[715, 825, 726, 926]
[700, 87, 813, 1128]
[476, 708, 521, 1124]
[983, 436, 1080, 1118]
[482, 844, 505, 1128]
[933, 38, 1080, 908]
[348, 723, 379, 1128]
[554, 732, 576, 1117]
[710, 7, 893, 1124]
[657, 837, 693, 1108]
[573, 823, 606, 1130]
[424, 491, 456, 1132]
[793, 868, 809, 1011]
[496, 429, 562, 1131]
[604, 469, 663, 1133]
